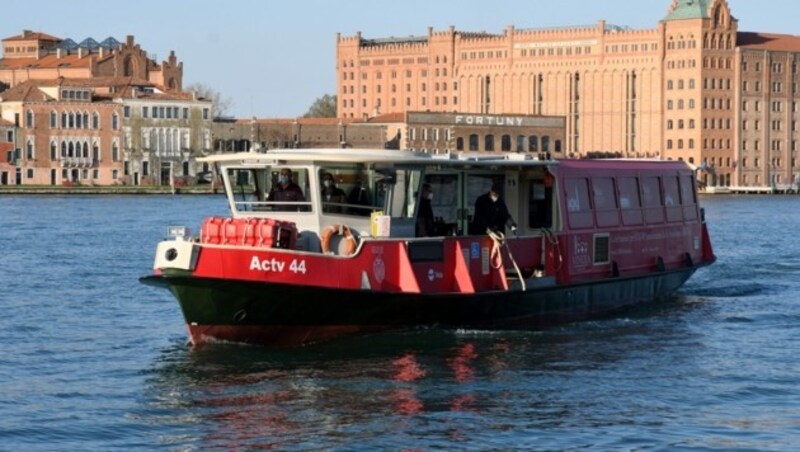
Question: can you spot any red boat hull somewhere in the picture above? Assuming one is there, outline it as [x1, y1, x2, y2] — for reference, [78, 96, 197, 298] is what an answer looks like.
[143, 261, 705, 346]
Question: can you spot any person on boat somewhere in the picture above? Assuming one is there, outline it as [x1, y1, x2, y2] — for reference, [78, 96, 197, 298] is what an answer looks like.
[268, 168, 305, 210]
[470, 182, 517, 235]
[346, 178, 370, 215]
[321, 173, 347, 213]
[416, 183, 435, 237]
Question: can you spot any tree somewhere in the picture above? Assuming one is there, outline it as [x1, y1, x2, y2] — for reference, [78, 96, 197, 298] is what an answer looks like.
[304, 94, 337, 118]
[185, 82, 233, 118]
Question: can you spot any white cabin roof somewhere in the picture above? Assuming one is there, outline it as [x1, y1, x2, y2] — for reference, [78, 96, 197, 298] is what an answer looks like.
[199, 148, 555, 168]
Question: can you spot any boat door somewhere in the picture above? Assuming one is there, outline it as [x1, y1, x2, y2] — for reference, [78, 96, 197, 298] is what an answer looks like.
[422, 171, 504, 236]
[421, 172, 463, 235]
[464, 173, 505, 234]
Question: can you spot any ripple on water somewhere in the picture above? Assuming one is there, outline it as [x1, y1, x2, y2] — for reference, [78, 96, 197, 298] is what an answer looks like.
[2, 195, 800, 449]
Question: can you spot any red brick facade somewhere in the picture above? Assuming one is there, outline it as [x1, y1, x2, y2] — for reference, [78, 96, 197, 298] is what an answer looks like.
[337, 0, 800, 189]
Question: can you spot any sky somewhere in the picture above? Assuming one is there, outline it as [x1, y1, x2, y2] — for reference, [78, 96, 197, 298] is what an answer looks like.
[5, 0, 799, 118]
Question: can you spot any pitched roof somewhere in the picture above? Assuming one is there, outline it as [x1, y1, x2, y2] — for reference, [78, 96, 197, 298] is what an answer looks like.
[737, 32, 800, 52]
[0, 118, 14, 126]
[0, 80, 53, 102]
[2, 31, 61, 42]
[0, 53, 93, 70]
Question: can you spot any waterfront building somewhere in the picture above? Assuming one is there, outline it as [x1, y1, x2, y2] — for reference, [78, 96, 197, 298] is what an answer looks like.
[0, 118, 13, 184]
[212, 111, 565, 158]
[336, 0, 800, 190]
[211, 117, 388, 152]
[119, 88, 212, 186]
[0, 31, 212, 186]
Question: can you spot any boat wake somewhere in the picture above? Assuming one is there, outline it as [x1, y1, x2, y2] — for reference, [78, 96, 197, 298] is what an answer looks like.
[683, 282, 768, 299]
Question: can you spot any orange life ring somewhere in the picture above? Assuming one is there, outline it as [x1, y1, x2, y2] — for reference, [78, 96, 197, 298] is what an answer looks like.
[320, 224, 358, 256]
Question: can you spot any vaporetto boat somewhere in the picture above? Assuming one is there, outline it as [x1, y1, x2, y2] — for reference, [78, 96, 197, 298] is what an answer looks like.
[140, 148, 716, 346]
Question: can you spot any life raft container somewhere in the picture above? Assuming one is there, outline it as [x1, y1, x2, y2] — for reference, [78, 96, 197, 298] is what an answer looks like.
[320, 224, 357, 256]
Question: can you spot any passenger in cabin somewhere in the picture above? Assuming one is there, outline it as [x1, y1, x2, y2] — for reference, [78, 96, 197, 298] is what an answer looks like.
[347, 178, 370, 215]
[321, 173, 347, 213]
[470, 182, 517, 235]
[416, 183, 435, 237]
[268, 168, 305, 211]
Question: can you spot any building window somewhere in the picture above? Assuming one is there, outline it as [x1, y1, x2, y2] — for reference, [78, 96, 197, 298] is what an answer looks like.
[26, 110, 34, 128]
[469, 134, 479, 151]
[26, 140, 34, 159]
[123, 105, 131, 118]
[484, 135, 495, 151]
[142, 106, 149, 118]
[112, 113, 119, 130]
[529, 135, 538, 152]
[501, 134, 511, 151]
[203, 108, 209, 120]
[50, 111, 57, 128]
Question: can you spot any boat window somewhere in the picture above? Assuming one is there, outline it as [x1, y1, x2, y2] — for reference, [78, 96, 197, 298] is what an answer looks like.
[618, 176, 643, 226]
[592, 177, 619, 228]
[680, 174, 698, 221]
[382, 168, 422, 219]
[661, 175, 682, 221]
[228, 167, 312, 213]
[318, 166, 377, 216]
[641, 176, 665, 224]
[663, 176, 680, 207]
[680, 174, 697, 205]
[565, 177, 593, 229]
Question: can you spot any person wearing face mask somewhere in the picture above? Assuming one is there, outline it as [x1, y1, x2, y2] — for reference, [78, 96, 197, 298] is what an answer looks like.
[268, 168, 305, 211]
[469, 182, 517, 235]
[416, 183, 435, 237]
[321, 173, 347, 213]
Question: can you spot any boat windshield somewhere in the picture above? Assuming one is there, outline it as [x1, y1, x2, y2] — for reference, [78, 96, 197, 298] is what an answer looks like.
[227, 167, 313, 213]
[224, 164, 421, 219]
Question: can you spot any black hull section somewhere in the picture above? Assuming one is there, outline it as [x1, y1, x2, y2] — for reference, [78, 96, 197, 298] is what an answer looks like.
[142, 265, 702, 346]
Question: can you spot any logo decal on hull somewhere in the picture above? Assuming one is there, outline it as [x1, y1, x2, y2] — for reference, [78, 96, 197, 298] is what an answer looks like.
[372, 246, 386, 284]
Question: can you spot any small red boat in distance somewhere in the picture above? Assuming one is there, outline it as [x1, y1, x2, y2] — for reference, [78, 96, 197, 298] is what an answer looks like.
[140, 149, 715, 346]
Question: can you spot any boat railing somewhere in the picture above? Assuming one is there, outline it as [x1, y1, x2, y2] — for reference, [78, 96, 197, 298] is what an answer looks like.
[235, 200, 313, 213]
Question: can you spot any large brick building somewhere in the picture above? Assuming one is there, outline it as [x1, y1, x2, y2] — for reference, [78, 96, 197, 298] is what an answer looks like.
[0, 31, 212, 186]
[337, 0, 800, 189]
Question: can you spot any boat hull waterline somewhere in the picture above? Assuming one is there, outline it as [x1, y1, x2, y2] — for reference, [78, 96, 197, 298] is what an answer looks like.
[140, 264, 700, 346]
